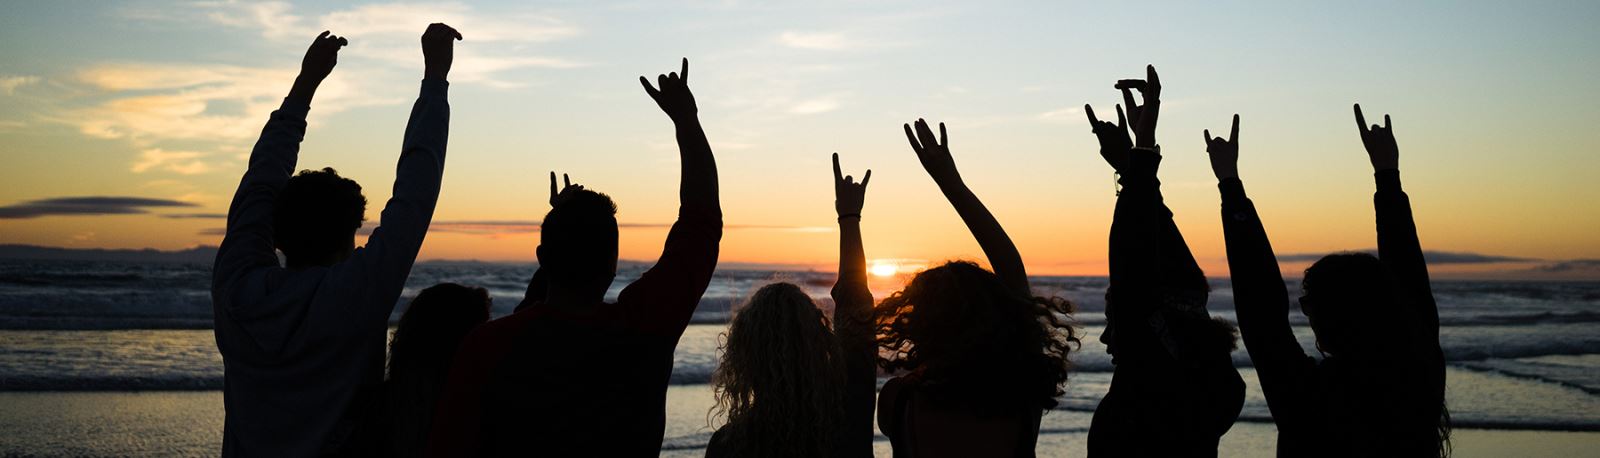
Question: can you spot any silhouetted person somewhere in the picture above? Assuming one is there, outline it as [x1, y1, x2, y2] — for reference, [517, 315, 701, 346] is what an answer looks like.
[425, 58, 721, 457]
[210, 24, 460, 457]
[372, 283, 491, 458]
[704, 153, 877, 458]
[872, 119, 1080, 458]
[1083, 66, 1245, 457]
[1209, 106, 1450, 457]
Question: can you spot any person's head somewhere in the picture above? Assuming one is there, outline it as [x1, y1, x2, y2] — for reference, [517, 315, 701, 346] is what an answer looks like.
[874, 261, 1080, 414]
[274, 167, 366, 268]
[711, 282, 845, 457]
[389, 283, 492, 380]
[1299, 252, 1406, 359]
[536, 189, 619, 303]
[1301, 252, 1452, 455]
[384, 283, 491, 454]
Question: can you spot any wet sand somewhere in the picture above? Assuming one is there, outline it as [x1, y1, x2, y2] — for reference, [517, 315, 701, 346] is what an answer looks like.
[2, 388, 1596, 457]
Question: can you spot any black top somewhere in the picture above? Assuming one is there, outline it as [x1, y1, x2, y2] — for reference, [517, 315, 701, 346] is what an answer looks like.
[1087, 148, 1246, 458]
[1219, 170, 1445, 457]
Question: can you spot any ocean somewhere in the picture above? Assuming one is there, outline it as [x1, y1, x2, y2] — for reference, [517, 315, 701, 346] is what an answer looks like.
[1, 259, 1597, 455]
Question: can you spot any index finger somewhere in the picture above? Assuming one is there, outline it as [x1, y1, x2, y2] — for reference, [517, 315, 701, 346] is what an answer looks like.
[1353, 104, 1368, 134]
[914, 119, 938, 149]
[640, 76, 660, 99]
[903, 123, 921, 151]
[1230, 114, 1240, 143]
[680, 58, 689, 84]
[1084, 104, 1100, 127]
[549, 171, 558, 200]
[563, 173, 571, 189]
[1120, 87, 1137, 111]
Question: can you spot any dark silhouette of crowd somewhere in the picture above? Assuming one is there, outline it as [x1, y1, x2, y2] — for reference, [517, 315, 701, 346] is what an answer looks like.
[212, 24, 1449, 457]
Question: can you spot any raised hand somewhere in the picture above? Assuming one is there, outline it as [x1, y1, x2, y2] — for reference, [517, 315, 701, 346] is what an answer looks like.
[833, 153, 871, 217]
[1115, 65, 1162, 148]
[1354, 104, 1399, 171]
[299, 31, 348, 82]
[548, 171, 585, 206]
[1205, 114, 1241, 180]
[1085, 104, 1133, 171]
[641, 58, 698, 123]
[422, 23, 463, 81]
[903, 119, 962, 188]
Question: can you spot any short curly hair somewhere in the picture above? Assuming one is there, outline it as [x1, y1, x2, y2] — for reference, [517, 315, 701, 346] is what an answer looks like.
[273, 167, 366, 264]
[539, 189, 619, 285]
[874, 261, 1081, 414]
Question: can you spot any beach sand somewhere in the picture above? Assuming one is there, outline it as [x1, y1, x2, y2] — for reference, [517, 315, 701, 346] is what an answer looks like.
[2, 388, 1596, 457]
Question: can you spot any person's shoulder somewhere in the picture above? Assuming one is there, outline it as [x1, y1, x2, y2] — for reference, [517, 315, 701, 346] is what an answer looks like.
[461, 309, 538, 346]
[705, 423, 738, 458]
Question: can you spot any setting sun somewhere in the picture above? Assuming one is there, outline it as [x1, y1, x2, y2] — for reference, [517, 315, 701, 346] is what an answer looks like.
[870, 261, 898, 278]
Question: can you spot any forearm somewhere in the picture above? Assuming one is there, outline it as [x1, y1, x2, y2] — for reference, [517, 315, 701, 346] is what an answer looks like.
[1373, 170, 1439, 331]
[353, 80, 450, 302]
[285, 74, 322, 107]
[835, 219, 869, 296]
[832, 219, 877, 454]
[674, 117, 721, 216]
[215, 95, 311, 284]
[1218, 178, 1303, 360]
[938, 182, 1029, 295]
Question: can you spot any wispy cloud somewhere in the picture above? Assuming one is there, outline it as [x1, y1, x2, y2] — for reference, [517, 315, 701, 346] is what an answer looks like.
[0, 196, 198, 219]
[0, 75, 41, 95]
[778, 31, 851, 51]
[131, 148, 212, 175]
[160, 213, 227, 219]
[1525, 259, 1600, 273]
[1037, 106, 1083, 124]
[789, 97, 841, 114]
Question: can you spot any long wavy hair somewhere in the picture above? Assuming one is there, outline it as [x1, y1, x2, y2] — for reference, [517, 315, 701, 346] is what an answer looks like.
[383, 283, 491, 458]
[874, 260, 1080, 415]
[1303, 252, 1451, 457]
[711, 282, 846, 458]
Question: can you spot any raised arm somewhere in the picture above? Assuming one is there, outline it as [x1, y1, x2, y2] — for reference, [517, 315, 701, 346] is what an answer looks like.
[331, 23, 459, 323]
[830, 153, 876, 455]
[1207, 116, 1314, 425]
[618, 59, 723, 336]
[903, 119, 1028, 296]
[1086, 100, 1162, 354]
[213, 32, 345, 293]
[1354, 105, 1439, 339]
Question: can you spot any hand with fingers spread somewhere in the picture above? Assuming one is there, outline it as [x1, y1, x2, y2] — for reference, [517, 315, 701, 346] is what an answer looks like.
[903, 119, 962, 188]
[1205, 114, 1241, 180]
[548, 171, 586, 207]
[1085, 104, 1133, 171]
[422, 23, 463, 81]
[1354, 104, 1399, 171]
[641, 58, 698, 123]
[1115, 65, 1163, 148]
[833, 153, 871, 218]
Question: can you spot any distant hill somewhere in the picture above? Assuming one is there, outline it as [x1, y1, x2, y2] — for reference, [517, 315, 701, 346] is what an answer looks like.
[0, 244, 219, 264]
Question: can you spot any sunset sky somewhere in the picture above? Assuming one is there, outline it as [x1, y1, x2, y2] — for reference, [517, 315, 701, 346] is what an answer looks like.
[1, 1, 1597, 278]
